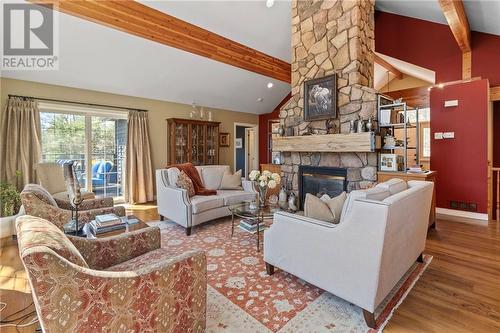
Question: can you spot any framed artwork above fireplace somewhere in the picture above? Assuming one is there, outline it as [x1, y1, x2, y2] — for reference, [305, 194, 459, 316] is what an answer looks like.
[303, 74, 337, 121]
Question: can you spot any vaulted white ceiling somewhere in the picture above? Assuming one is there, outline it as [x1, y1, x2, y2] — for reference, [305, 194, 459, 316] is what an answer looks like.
[376, 0, 500, 36]
[2, 1, 498, 115]
[0, 0, 291, 115]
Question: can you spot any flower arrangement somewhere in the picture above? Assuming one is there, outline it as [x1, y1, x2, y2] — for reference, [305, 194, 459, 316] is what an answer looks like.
[249, 170, 281, 206]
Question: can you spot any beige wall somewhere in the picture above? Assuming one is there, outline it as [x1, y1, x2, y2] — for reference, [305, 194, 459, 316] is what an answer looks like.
[0, 78, 258, 172]
[378, 73, 431, 93]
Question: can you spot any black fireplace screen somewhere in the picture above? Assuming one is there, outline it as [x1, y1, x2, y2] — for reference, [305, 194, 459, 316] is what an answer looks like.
[298, 166, 347, 209]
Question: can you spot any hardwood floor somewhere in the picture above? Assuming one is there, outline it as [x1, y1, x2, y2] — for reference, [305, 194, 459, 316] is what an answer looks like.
[1, 203, 499, 332]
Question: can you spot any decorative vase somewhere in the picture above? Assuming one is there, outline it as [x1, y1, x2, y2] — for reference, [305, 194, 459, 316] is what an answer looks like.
[278, 185, 288, 208]
[258, 186, 268, 207]
[288, 192, 297, 212]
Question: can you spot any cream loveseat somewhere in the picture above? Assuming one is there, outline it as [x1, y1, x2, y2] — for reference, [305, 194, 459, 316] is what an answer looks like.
[156, 165, 256, 235]
[264, 180, 434, 328]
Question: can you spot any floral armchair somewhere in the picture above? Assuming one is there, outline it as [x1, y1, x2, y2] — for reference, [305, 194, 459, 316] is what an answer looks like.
[20, 184, 125, 230]
[16, 215, 207, 332]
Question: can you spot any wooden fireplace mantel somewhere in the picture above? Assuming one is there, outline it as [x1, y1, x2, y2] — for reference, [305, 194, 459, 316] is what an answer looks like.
[272, 132, 380, 153]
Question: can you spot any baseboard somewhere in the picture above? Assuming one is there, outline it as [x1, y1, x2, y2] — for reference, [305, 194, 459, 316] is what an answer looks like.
[436, 208, 489, 224]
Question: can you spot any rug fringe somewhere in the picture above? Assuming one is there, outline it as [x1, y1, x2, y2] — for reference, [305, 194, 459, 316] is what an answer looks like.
[375, 255, 433, 332]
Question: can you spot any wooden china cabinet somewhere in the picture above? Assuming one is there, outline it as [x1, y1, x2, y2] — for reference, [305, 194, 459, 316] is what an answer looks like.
[167, 118, 220, 165]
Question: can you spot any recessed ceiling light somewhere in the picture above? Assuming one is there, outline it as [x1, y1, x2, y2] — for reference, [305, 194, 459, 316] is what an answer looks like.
[267, 82, 273, 89]
[257, 97, 263, 102]
[266, 0, 274, 8]
[427, 87, 432, 91]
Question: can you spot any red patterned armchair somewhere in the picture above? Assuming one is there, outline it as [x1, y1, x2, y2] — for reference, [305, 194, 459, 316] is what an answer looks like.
[20, 184, 125, 230]
[16, 215, 207, 332]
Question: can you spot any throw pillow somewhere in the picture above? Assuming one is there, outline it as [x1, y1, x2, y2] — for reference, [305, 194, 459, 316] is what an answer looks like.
[201, 167, 227, 190]
[325, 191, 347, 224]
[167, 167, 181, 187]
[220, 170, 242, 189]
[304, 193, 335, 223]
[176, 171, 195, 197]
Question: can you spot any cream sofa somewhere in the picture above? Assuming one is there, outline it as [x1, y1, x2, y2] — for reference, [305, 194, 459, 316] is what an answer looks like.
[264, 180, 434, 328]
[156, 165, 256, 235]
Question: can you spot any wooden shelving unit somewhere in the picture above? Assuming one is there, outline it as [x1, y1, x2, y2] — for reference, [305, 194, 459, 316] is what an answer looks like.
[167, 118, 220, 165]
[377, 94, 420, 172]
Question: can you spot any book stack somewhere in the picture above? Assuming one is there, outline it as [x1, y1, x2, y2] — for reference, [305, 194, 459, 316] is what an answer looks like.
[238, 219, 266, 234]
[408, 166, 425, 174]
[90, 214, 126, 235]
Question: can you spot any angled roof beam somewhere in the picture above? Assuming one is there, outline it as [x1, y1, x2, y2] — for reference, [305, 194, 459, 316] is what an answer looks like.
[30, 0, 291, 83]
[375, 54, 403, 80]
[438, 0, 471, 53]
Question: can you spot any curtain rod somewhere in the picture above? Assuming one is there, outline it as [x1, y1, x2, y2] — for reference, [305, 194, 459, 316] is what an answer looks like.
[7, 94, 148, 112]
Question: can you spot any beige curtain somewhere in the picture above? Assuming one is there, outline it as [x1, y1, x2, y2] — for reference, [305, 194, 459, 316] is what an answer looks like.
[0, 97, 41, 188]
[125, 110, 154, 203]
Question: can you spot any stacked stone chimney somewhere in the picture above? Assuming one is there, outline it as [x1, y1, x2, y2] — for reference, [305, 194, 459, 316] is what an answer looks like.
[280, 0, 379, 193]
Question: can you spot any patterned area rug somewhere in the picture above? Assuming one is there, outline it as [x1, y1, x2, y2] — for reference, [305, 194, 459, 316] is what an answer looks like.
[149, 219, 432, 332]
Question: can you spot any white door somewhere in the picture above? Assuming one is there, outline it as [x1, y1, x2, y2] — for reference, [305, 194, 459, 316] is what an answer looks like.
[245, 128, 258, 178]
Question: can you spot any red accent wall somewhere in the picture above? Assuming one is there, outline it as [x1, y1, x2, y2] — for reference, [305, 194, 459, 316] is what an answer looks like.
[472, 32, 500, 86]
[259, 93, 291, 164]
[430, 79, 489, 213]
[375, 11, 462, 83]
[375, 12, 500, 86]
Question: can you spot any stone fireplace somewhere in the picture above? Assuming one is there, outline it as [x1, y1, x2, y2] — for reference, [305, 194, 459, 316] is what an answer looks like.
[298, 165, 347, 209]
[279, 0, 378, 194]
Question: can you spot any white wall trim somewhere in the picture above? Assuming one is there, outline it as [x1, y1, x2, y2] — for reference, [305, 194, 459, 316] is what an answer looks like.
[436, 207, 489, 224]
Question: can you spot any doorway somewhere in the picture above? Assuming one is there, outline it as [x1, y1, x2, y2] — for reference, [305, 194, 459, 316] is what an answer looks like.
[492, 101, 500, 220]
[234, 123, 258, 178]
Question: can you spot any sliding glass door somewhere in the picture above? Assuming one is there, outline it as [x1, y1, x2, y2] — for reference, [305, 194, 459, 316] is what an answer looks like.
[40, 112, 88, 189]
[91, 117, 127, 198]
[40, 107, 127, 200]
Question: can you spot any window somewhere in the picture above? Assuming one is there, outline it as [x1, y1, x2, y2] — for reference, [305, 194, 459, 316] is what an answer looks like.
[419, 122, 431, 161]
[39, 103, 128, 200]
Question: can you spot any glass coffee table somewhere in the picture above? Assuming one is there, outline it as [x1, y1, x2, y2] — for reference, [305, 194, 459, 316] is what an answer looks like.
[229, 202, 283, 251]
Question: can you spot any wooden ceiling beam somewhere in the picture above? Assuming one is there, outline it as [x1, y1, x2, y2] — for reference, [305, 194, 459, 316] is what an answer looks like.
[438, 0, 471, 53]
[491, 86, 500, 102]
[375, 54, 403, 80]
[30, 0, 291, 83]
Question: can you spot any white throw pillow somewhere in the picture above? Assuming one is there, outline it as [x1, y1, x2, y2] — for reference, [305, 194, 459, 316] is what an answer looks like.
[376, 178, 408, 195]
[220, 170, 242, 189]
[201, 167, 226, 190]
[167, 167, 181, 187]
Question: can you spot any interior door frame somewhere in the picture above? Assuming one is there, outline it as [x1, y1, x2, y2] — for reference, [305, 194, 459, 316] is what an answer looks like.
[244, 127, 259, 178]
[233, 122, 259, 177]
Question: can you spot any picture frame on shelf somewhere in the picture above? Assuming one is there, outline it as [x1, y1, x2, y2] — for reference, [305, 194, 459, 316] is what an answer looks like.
[303, 74, 337, 121]
[219, 132, 230, 147]
[379, 109, 391, 125]
[380, 153, 398, 171]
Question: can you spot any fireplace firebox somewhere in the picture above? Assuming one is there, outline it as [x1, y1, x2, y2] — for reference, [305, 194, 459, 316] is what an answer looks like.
[298, 166, 347, 209]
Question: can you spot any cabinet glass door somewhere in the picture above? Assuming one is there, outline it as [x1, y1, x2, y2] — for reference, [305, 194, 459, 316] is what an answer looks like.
[174, 123, 189, 164]
[206, 125, 218, 165]
[191, 124, 205, 165]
